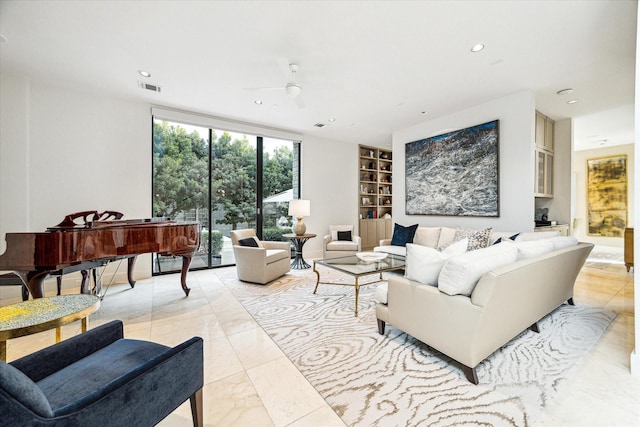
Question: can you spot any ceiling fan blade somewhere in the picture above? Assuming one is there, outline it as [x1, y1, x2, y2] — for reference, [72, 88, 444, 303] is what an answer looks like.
[243, 86, 283, 92]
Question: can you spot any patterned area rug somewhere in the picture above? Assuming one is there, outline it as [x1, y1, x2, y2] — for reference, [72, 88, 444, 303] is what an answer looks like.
[223, 268, 616, 427]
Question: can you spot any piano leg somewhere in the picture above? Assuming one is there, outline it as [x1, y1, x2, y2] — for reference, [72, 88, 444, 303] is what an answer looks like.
[17, 271, 49, 299]
[180, 254, 193, 296]
[127, 256, 137, 288]
[80, 270, 92, 294]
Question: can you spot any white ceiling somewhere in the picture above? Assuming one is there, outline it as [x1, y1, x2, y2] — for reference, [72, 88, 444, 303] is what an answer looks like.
[0, 1, 636, 150]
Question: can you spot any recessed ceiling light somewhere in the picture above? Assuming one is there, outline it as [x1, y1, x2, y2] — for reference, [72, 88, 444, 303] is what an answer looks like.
[328, 118, 336, 122]
[421, 111, 428, 115]
[138, 70, 151, 78]
[254, 100, 263, 105]
[556, 88, 573, 96]
[567, 99, 579, 104]
[471, 43, 485, 52]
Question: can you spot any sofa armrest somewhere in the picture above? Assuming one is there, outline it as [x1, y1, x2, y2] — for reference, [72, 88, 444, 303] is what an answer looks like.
[353, 235, 362, 251]
[11, 320, 124, 382]
[233, 245, 267, 263]
[323, 234, 332, 245]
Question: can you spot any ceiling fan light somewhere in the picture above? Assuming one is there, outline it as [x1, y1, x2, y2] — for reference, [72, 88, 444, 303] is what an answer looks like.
[285, 83, 302, 98]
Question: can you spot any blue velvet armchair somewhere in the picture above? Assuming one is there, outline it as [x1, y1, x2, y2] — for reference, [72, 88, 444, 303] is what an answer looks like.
[0, 320, 203, 426]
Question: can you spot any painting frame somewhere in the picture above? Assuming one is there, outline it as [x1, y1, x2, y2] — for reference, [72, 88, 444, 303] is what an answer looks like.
[586, 154, 627, 237]
[405, 120, 500, 217]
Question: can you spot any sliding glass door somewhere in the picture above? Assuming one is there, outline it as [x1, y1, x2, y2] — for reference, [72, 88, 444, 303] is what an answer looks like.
[152, 118, 299, 273]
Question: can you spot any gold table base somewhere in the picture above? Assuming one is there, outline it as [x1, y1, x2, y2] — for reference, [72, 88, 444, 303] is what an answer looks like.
[0, 294, 100, 361]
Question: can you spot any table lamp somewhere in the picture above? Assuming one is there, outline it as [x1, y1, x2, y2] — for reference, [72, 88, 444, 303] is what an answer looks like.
[289, 199, 310, 235]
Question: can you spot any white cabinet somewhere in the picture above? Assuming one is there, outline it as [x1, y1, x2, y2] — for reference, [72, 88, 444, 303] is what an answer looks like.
[534, 111, 554, 197]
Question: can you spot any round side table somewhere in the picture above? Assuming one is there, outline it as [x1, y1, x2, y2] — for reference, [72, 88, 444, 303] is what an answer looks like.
[282, 233, 316, 269]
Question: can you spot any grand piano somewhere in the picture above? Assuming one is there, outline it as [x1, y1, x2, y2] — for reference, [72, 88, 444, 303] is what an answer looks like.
[0, 211, 200, 298]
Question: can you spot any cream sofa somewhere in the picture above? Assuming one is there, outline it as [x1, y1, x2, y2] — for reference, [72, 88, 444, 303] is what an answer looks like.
[375, 238, 594, 384]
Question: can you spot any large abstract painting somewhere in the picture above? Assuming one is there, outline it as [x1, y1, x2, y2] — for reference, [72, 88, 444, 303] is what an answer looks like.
[587, 155, 627, 237]
[405, 120, 499, 216]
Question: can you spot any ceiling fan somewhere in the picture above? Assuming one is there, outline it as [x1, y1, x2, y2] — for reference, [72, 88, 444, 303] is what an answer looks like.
[245, 59, 305, 108]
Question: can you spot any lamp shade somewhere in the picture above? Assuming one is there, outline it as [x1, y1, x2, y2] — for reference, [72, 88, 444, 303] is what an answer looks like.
[288, 199, 310, 217]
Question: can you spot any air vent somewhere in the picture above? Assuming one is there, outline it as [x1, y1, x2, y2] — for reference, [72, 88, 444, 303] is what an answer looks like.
[314, 123, 326, 128]
[138, 81, 161, 93]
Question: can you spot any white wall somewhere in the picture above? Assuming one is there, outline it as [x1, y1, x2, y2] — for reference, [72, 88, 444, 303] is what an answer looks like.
[0, 76, 358, 287]
[391, 90, 536, 232]
[573, 143, 635, 247]
[300, 135, 359, 259]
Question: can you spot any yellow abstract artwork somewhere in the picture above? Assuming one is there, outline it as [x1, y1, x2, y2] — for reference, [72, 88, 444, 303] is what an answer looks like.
[587, 155, 627, 237]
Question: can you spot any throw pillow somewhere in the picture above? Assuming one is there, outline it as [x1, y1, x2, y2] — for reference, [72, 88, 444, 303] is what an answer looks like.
[513, 239, 554, 260]
[453, 227, 492, 251]
[548, 236, 579, 250]
[438, 243, 518, 296]
[493, 233, 520, 245]
[391, 223, 418, 247]
[404, 244, 448, 286]
[442, 238, 468, 256]
[0, 361, 53, 417]
[238, 237, 260, 247]
[337, 230, 352, 241]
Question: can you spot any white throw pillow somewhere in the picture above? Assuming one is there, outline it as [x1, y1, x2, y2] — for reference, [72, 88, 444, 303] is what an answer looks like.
[548, 236, 579, 250]
[438, 243, 518, 296]
[404, 239, 468, 286]
[442, 238, 468, 256]
[404, 244, 447, 286]
[513, 239, 554, 260]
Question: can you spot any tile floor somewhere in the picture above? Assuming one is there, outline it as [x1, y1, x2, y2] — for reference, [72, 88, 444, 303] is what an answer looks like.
[1, 249, 638, 427]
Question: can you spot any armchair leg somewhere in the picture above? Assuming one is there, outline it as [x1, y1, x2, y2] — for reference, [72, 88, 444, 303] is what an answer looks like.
[190, 388, 203, 427]
[377, 319, 386, 335]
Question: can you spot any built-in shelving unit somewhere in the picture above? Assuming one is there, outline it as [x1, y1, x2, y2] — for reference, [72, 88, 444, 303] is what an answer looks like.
[358, 145, 393, 250]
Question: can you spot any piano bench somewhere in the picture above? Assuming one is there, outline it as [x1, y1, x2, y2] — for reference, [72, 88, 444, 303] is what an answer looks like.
[0, 273, 61, 301]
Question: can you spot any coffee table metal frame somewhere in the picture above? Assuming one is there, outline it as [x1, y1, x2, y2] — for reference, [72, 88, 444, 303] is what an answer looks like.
[313, 253, 405, 317]
[0, 294, 100, 361]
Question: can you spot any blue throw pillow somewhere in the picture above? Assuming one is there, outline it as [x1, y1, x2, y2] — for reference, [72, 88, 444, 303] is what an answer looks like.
[239, 237, 259, 247]
[390, 223, 418, 247]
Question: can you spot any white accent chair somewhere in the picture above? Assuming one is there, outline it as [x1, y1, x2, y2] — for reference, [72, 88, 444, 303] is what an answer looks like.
[322, 225, 362, 259]
[230, 229, 291, 284]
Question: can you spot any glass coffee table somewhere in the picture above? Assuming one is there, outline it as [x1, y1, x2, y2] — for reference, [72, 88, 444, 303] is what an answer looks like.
[313, 253, 405, 317]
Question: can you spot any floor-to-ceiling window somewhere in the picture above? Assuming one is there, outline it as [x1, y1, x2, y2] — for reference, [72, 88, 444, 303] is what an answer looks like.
[152, 117, 300, 273]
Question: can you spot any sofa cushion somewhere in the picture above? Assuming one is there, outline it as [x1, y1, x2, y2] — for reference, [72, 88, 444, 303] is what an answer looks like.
[453, 227, 492, 251]
[391, 223, 418, 247]
[0, 361, 53, 418]
[239, 236, 262, 248]
[412, 227, 441, 248]
[337, 230, 352, 241]
[265, 249, 289, 264]
[374, 245, 406, 256]
[330, 225, 354, 241]
[405, 238, 468, 286]
[438, 243, 518, 296]
[326, 240, 358, 251]
[374, 283, 388, 304]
